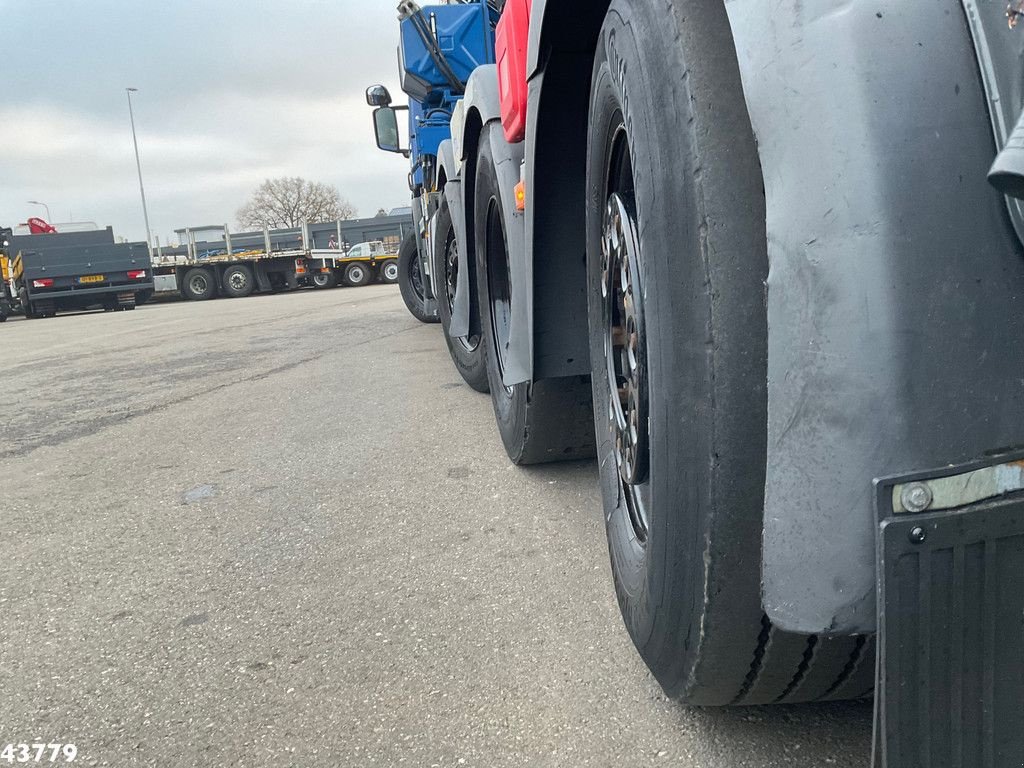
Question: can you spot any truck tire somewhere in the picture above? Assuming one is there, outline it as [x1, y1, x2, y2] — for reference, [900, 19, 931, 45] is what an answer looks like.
[398, 230, 439, 323]
[433, 195, 488, 393]
[181, 268, 216, 300]
[378, 259, 399, 284]
[311, 270, 338, 289]
[221, 264, 255, 298]
[342, 262, 373, 287]
[475, 124, 596, 464]
[585, 0, 870, 706]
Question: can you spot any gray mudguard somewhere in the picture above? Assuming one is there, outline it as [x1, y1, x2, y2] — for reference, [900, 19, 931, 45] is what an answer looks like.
[459, 66, 531, 386]
[726, 1, 1024, 634]
[435, 139, 463, 319]
[444, 177, 470, 338]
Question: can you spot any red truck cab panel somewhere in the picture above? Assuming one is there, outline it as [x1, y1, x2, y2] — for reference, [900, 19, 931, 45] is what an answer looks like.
[496, 0, 531, 144]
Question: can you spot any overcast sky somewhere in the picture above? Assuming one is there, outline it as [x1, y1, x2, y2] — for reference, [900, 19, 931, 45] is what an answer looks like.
[0, 0, 411, 244]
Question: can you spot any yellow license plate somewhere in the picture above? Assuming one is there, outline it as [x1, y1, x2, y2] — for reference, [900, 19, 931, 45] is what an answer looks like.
[79, 275, 104, 284]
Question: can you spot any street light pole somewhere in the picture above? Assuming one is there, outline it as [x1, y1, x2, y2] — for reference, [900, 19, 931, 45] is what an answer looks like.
[26, 200, 51, 221]
[125, 87, 153, 253]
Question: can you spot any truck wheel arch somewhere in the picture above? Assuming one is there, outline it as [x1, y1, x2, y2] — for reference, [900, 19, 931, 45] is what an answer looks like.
[523, 1, 611, 380]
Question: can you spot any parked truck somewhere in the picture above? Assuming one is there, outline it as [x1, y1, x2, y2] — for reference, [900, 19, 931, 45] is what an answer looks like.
[370, 1, 1024, 764]
[6, 227, 152, 318]
[307, 240, 400, 289]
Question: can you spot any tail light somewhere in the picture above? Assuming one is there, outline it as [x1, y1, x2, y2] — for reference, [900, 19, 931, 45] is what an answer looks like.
[32, 278, 53, 288]
[127, 269, 147, 279]
[295, 258, 307, 275]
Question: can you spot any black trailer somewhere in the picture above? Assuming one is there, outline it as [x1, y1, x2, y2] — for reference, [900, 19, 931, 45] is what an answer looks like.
[9, 228, 153, 318]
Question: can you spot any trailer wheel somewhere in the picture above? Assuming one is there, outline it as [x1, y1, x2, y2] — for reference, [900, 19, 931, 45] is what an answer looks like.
[221, 264, 255, 298]
[398, 230, 439, 323]
[181, 268, 216, 300]
[311, 270, 338, 289]
[585, 0, 870, 706]
[433, 195, 488, 393]
[475, 124, 596, 464]
[378, 260, 399, 284]
[342, 262, 373, 287]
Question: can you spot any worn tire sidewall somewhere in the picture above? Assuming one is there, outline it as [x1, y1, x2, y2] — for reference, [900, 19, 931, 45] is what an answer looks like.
[586, 2, 769, 697]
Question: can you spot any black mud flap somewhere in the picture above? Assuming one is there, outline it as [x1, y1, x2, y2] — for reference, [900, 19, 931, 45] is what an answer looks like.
[874, 453, 1024, 768]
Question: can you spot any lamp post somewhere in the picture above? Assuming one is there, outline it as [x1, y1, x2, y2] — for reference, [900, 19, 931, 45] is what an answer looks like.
[125, 87, 153, 253]
[26, 200, 51, 221]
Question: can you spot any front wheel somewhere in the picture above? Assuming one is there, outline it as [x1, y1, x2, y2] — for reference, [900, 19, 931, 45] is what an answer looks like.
[397, 230, 439, 323]
[585, 0, 873, 706]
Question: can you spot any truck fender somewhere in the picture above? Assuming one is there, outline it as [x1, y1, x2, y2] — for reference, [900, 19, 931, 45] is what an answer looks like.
[725, 0, 1024, 634]
[454, 66, 531, 385]
[434, 139, 464, 315]
[442, 177, 471, 338]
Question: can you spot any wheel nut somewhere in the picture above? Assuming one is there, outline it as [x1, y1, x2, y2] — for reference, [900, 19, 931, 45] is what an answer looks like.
[908, 526, 927, 545]
[901, 482, 933, 513]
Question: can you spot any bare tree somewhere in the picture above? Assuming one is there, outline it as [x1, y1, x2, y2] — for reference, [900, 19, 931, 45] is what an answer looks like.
[236, 177, 357, 229]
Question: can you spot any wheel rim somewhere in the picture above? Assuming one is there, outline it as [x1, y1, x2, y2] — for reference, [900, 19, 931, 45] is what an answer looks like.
[349, 266, 365, 283]
[313, 273, 329, 287]
[228, 271, 247, 291]
[602, 124, 650, 544]
[444, 223, 480, 352]
[383, 263, 398, 280]
[408, 252, 426, 300]
[189, 274, 209, 295]
[485, 196, 513, 393]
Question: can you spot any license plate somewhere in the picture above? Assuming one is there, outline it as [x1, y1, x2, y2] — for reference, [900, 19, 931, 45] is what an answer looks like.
[79, 275, 104, 284]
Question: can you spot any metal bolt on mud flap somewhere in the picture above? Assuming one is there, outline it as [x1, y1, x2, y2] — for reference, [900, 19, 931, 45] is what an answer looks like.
[900, 482, 933, 513]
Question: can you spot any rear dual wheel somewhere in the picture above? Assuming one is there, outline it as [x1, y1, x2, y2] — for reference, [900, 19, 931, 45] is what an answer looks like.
[585, 0, 872, 705]
[342, 262, 373, 287]
[222, 264, 254, 298]
[378, 260, 399, 284]
[182, 268, 216, 300]
[312, 270, 338, 289]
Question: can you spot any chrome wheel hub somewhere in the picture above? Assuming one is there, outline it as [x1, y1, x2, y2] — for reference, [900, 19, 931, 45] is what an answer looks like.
[602, 192, 649, 495]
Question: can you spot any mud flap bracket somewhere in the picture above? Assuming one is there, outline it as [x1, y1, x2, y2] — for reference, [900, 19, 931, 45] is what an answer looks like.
[874, 453, 1024, 767]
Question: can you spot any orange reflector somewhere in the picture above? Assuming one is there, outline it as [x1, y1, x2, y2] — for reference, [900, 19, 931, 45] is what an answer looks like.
[514, 180, 526, 211]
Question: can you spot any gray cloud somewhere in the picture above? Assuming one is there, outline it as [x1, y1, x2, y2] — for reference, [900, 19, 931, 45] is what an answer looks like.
[0, 0, 411, 243]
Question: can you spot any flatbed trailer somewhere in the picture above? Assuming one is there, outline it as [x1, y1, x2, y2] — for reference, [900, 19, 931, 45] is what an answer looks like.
[155, 222, 404, 299]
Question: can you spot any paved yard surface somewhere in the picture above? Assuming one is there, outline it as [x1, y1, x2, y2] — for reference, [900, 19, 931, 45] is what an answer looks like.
[0, 286, 873, 767]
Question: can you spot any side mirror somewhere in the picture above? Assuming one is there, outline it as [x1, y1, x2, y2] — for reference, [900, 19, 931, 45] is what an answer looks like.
[373, 106, 410, 157]
[366, 84, 392, 107]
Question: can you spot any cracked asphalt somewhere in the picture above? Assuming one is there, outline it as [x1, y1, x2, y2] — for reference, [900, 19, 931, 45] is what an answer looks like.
[0, 285, 873, 766]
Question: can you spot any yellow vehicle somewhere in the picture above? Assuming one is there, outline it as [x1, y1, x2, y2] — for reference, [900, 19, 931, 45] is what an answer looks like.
[0, 227, 13, 321]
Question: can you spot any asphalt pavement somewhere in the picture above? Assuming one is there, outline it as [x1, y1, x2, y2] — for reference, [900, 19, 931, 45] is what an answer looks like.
[0, 285, 873, 767]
